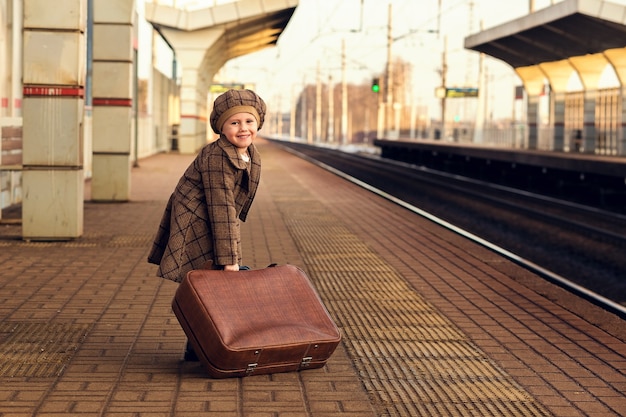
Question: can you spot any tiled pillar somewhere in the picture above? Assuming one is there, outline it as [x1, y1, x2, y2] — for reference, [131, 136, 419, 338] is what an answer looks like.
[1, 0, 23, 120]
[158, 26, 223, 153]
[91, 0, 135, 201]
[21, 0, 85, 240]
[0, 1, 7, 118]
[178, 66, 208, 153]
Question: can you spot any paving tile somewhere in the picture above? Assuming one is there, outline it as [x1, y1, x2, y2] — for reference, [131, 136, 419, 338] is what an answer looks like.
[0, 140, 624, 416]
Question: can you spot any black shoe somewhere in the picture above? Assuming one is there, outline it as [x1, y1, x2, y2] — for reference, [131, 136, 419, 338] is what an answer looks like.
[184, 341, 199, 361]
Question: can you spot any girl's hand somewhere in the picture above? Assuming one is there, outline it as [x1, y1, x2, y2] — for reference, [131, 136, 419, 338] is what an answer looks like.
[223, 264, 239, 272]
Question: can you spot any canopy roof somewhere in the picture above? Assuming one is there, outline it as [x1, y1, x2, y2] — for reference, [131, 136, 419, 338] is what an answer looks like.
[144, 0, 298, 88]
[145, 0, 297, 62]
[465, 0, 626, 68]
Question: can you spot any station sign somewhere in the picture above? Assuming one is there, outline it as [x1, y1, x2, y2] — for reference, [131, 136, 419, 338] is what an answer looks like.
[434, 87, 479, 98]
[445, 87, 478, 98]
[210, 83, 246, 93]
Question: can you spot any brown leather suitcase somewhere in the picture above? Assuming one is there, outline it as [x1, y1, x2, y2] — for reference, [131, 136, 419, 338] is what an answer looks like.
[172, 264, 342, 378]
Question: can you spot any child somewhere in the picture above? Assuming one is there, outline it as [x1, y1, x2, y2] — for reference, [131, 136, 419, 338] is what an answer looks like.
[148, 89, 266, 282]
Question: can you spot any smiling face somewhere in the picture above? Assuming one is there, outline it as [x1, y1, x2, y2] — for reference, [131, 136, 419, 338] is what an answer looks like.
[221, 112, 259, 153]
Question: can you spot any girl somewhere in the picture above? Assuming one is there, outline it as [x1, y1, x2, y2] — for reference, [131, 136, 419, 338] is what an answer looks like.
[148, 89, 266, 281]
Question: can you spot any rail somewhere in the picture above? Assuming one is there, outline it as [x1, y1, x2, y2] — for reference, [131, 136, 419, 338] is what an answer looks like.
[275, 140, 626, 320]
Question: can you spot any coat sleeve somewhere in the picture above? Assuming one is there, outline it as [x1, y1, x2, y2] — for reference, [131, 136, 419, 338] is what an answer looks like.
[146, 194, 173, 265]
[202, 150, 241, 266]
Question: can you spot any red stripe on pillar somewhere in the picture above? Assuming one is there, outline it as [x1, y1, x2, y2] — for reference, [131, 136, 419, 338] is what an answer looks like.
[23, 86, 84, 97]
[93, 98, 132, 107]
[181, 114, 208, 122]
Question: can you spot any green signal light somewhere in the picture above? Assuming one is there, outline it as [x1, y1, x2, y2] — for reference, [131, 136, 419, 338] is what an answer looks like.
[371, 78, 380, 93]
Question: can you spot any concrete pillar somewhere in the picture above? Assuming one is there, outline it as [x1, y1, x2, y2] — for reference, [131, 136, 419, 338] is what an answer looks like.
[179, 65, 208, 153]
[21, 0, 85, 240]
[527, 95, 540, 150]
[1, 0, 23, 120]
[539, 61, 572, 150]
[515, 66, 545, 151]
[582, 89, 597, 154]
[605, 49, 626, 156]
[162, 27, 223, 153]
[553, 91, 566, 151]
[0, 0, 7, 118]
[91, 0, 135, 201]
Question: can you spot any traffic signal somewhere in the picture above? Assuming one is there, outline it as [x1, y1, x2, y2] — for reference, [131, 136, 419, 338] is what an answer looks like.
[371, 78, 380, 93]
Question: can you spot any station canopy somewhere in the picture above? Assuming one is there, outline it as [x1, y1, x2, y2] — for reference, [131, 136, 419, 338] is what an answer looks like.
[144, 0, 298, 86]
[464, 0, 626, 69]
[145, 0, 297, 60]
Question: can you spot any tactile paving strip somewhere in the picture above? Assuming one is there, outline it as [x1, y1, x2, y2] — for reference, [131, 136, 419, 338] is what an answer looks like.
[276, 197, 551, 417]
[0, 322, 91, 378]
[0, 234, 153, 248]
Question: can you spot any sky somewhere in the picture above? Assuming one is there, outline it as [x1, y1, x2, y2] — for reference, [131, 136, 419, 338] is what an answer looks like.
[143, 0, 626, 121]
[216, 0, 550, 119]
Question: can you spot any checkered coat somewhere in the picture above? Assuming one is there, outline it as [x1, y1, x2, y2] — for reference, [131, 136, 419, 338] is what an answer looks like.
[147, 135, 261, 282]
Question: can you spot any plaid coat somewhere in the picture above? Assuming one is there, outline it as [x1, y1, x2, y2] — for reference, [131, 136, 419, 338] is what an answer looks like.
[147, 135, 261, 282]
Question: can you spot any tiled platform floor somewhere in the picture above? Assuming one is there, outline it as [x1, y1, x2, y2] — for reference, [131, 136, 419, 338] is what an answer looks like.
[0, 138, 624, 416]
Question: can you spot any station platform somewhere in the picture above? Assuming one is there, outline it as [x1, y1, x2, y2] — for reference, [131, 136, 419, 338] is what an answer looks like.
[0, 138, 624, 417]
[374, 138, 626, 177]
[374, 139, 626, 212]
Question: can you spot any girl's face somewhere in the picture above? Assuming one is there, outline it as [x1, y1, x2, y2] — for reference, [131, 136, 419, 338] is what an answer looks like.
[221, 112, 258, 153]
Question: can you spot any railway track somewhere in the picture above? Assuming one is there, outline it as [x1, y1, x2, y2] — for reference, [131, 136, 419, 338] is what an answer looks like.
[272, 140, 626, 318]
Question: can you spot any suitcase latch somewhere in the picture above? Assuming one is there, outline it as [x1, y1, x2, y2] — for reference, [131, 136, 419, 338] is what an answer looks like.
[300, 356, 313, 368]
[246, 363, 257, 375]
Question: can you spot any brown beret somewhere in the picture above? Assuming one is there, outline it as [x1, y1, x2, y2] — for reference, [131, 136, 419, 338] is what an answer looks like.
[210, 89, 267, 134]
